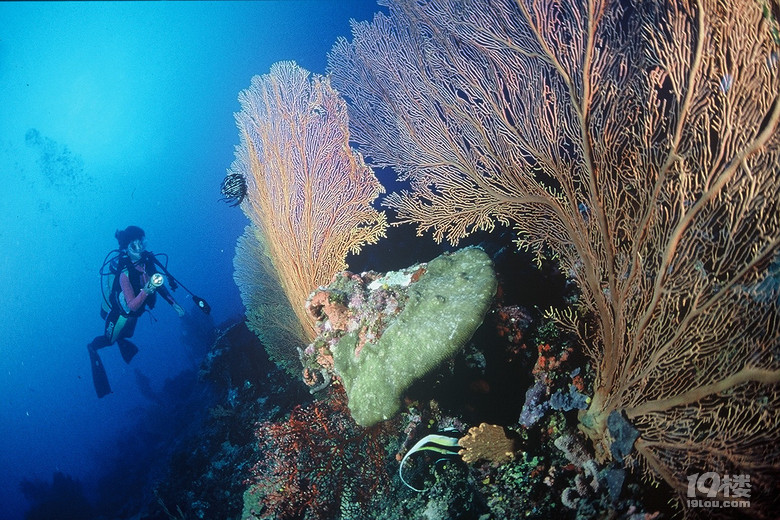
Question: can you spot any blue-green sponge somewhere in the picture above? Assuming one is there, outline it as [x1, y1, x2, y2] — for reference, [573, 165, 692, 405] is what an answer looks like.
[332, 247, 497, 426]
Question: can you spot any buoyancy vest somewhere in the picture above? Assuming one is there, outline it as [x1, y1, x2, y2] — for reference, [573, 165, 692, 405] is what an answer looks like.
[109, 252, 159, 317]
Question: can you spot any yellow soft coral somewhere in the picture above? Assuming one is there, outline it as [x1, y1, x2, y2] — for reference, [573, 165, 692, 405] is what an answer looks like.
[458, 423, 518, 465]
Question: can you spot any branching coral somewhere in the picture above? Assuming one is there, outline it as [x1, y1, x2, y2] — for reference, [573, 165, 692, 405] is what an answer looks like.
[243, 389, 395, 520]
[329, 0, 780, 513]
[230, 61, 387, 374]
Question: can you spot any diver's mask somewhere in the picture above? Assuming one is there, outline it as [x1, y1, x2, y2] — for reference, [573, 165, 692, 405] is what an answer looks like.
[127, 238, 148, 260]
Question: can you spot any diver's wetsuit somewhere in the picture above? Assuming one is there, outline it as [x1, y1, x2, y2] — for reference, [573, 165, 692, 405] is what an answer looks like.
[88, 252, 175, 397]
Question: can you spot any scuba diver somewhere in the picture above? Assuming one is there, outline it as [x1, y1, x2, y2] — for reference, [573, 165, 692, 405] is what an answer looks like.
[88, 226, 187, 398]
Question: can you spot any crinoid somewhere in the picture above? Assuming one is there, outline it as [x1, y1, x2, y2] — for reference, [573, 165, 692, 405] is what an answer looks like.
[219, 172, 247, 206]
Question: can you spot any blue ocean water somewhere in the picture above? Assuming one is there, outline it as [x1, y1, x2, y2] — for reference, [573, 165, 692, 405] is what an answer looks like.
[0, 2, 381, 519]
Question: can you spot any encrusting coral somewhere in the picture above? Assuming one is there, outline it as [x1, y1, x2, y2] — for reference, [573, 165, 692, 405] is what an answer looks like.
[301, 247, 497, 427]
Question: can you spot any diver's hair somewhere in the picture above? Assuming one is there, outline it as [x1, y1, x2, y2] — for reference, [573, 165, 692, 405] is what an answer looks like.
[115, 226, 146, 250]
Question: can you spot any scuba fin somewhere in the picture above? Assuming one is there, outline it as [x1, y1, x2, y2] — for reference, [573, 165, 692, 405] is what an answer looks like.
[191, 295, 211, 314]
[88, 345, 112, 398]
[150, 254, 211, 314]
[117, 339, 139, 364]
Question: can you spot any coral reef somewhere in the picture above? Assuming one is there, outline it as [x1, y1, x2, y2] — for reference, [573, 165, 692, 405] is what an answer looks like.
[20, 472, 95, 520]
[131, 1, 780, 514]
[520, 341, 591, 428]
[330, 0, 780, 512]
[139, 320, 300, 520]
[242, 388, 397, 520]
[458, 423, 519, 465]
[230, 61, 387, 374]
[134, 242, 673, 520]
[303, 247, 497, 426]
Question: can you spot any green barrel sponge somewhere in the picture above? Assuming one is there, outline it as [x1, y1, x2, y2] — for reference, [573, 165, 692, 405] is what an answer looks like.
[329, 247, 497, 426]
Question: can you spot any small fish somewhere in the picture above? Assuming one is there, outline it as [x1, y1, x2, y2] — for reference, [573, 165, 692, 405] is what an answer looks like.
[578, 202, 590, 222]
[399, 428, 462, 492]
[719, 73, 733, 94]
[767, 51, 779, 72]
[310, 103, 326, 118]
